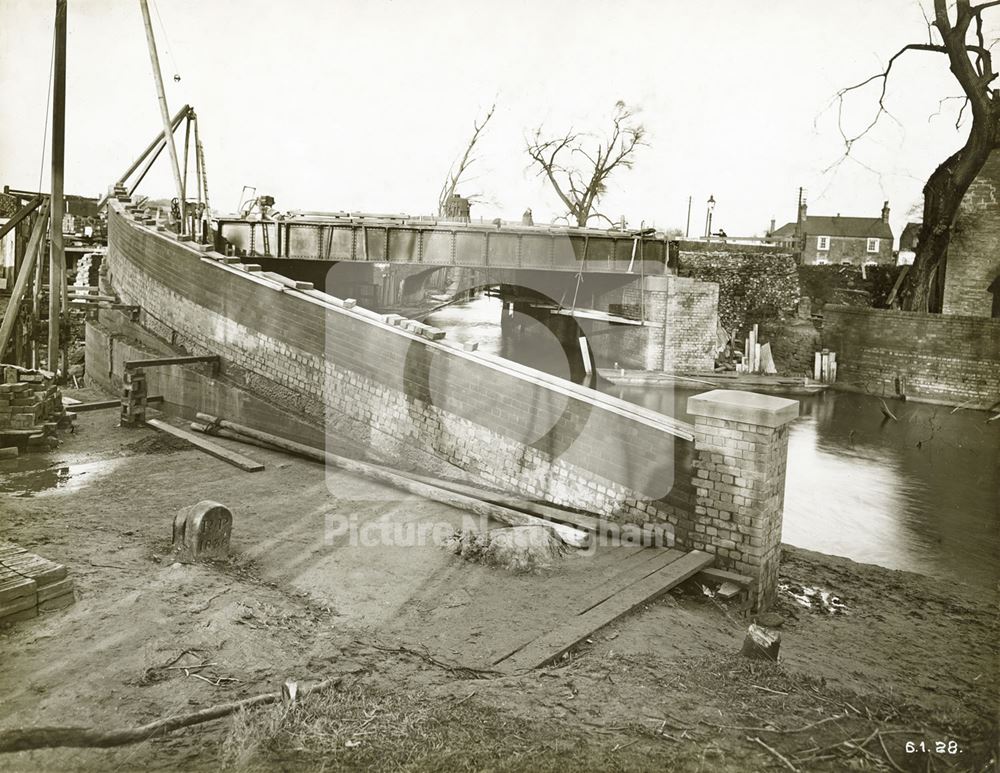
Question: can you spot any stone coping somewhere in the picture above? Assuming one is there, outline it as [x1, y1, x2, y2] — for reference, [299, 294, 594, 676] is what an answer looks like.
[686, 389, 799, 428]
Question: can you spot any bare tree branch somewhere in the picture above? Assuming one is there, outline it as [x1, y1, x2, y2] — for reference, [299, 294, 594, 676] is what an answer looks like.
[525, 101, 646, 227]
[828, 0, 1000, 312]
[438, 103, 496, 216]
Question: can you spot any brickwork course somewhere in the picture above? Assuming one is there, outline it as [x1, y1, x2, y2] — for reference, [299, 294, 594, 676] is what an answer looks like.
[822, 305, 1000, 408]
[943, 148, 1000, 318]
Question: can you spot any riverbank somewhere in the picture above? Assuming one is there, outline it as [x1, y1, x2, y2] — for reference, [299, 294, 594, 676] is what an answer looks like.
[0, 398, 995, 771]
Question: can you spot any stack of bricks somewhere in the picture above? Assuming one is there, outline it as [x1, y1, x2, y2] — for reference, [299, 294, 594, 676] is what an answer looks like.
[120, 368, 147, 426]
[0, 542, 74, 625]
[0, 364, 75, 452]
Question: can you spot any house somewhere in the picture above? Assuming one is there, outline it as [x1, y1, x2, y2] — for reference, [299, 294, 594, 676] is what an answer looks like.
[898, 222, 921, 265]
[770, 200, 894, 266]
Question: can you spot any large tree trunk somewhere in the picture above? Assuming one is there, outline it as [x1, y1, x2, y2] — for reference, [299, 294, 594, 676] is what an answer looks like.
[901, 124, 999, 312]
[898, 1, 1000, 312]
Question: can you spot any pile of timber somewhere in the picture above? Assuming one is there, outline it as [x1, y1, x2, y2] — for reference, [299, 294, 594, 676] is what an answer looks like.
[0, 365, 75, 453]
[0, 542, 74, 625]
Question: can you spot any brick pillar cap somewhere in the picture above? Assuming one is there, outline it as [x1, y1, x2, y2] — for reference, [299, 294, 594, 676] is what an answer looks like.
[687, 389, 799, 428]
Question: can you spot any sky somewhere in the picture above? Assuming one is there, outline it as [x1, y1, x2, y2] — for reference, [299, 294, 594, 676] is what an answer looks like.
[1, 0, 995, 242]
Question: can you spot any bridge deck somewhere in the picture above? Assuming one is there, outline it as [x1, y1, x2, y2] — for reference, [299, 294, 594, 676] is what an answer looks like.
[216, 215, 671, 274]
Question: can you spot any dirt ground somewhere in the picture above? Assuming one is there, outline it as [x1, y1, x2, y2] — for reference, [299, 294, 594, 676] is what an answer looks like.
[0, 391, 996, 772]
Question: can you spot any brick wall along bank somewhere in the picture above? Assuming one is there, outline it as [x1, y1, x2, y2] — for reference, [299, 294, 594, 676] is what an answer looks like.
[822, 305, 1000, 408]
[104, 202, 702, 531]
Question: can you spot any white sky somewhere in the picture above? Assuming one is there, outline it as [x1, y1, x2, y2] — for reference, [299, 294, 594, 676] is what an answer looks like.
[1, 0, 995, 241]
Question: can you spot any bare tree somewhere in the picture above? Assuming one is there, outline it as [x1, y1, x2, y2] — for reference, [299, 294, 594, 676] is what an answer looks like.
[437, 103, 496, 216]
[526, 101, 646, 228]
[834, 0, 999, 311]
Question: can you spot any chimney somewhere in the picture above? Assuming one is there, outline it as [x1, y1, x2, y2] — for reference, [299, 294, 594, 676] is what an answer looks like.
[881, 200, 890, 223]
[769, 217, 775, 234]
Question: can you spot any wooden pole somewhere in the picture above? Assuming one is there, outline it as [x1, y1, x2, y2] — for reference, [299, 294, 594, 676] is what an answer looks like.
[138, 0, 186, 234]
[0, 204, 49, 361]
[117, 105, 188, 186]
[47, 0, 67, 374]
[128, 137, 167, 196]
[194, 414, 589, 547]
[180, 113, 190, 216]
[94, 106, 189, 210]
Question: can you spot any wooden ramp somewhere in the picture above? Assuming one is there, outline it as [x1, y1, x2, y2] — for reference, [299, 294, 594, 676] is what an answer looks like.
[494, 548, 712, 673]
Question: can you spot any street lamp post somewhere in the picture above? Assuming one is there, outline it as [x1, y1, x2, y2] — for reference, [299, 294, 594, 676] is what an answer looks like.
[704, 195, 716, 240]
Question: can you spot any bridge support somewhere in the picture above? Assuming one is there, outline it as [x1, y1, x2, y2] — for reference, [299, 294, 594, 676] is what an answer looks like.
[686, 390, 799, 611]
[589, 275, 719, 373]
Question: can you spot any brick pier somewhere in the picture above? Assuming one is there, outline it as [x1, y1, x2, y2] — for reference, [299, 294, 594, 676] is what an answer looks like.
[686, 390, 799, 610]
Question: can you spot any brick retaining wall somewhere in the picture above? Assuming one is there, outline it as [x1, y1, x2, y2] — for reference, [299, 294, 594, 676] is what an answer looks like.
[105, 203, 696, 530]
[822, 305, 1000, 408]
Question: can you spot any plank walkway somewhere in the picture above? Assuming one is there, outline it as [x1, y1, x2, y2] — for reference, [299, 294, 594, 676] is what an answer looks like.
[494, 549, 712, 673]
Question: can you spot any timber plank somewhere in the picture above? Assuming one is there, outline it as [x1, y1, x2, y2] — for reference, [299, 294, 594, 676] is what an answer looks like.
[490, 548, 687, 665]
[145, 418, 264, 472]
[496, 550, 712, 672]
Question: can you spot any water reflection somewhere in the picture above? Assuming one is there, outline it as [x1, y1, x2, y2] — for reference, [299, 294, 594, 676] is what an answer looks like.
[426, 294, 999, 590]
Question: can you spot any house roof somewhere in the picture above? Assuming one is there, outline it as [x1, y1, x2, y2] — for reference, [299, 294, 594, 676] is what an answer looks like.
[770, 215, 892, 240]
[899, 222, 921, 251]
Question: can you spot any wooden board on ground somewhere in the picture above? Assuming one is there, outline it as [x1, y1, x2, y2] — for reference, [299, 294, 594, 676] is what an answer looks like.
[491, 547, 690, 664]
[495, 550, 712, 672]
[145, 418, 264, 472]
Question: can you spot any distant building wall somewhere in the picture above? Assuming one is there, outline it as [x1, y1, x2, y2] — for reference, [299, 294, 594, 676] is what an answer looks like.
[801, 235, 893, 266]
[822, 305, 1000, 408]
[675, 241, 800, 333]
[943, 149, 1000, 318]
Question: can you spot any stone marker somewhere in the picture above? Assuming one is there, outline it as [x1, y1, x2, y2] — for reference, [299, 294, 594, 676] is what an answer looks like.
[172, 500, 233, 559]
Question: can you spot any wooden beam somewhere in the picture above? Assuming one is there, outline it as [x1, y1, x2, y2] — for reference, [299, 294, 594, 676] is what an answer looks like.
[0, 203, 49, 360]
[47, 0, 67, 374]
[0, 196, 42, 242]
[496, 550, 712, 672]
[194, 413, 589, 547]
[144, 418, 264, 472]
[124, 355, 220, 370]
[67, 396, 164, 412]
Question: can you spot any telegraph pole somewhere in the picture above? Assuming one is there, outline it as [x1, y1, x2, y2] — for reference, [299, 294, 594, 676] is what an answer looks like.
[47, 0, 67, 373]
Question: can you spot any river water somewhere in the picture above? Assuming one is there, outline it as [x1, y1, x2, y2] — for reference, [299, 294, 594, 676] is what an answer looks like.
[426, 295, 999, 590]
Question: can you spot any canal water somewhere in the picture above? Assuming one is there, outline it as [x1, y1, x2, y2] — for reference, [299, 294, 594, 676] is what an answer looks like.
[426, 295, 999, 590]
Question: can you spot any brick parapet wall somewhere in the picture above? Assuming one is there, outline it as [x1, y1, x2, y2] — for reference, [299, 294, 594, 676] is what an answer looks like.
[943, 149, 1000, 317]
[822, 305, 1000, 408]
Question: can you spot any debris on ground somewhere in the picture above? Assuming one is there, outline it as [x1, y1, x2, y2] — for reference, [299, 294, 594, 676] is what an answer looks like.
[444, 525, 567, 573]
